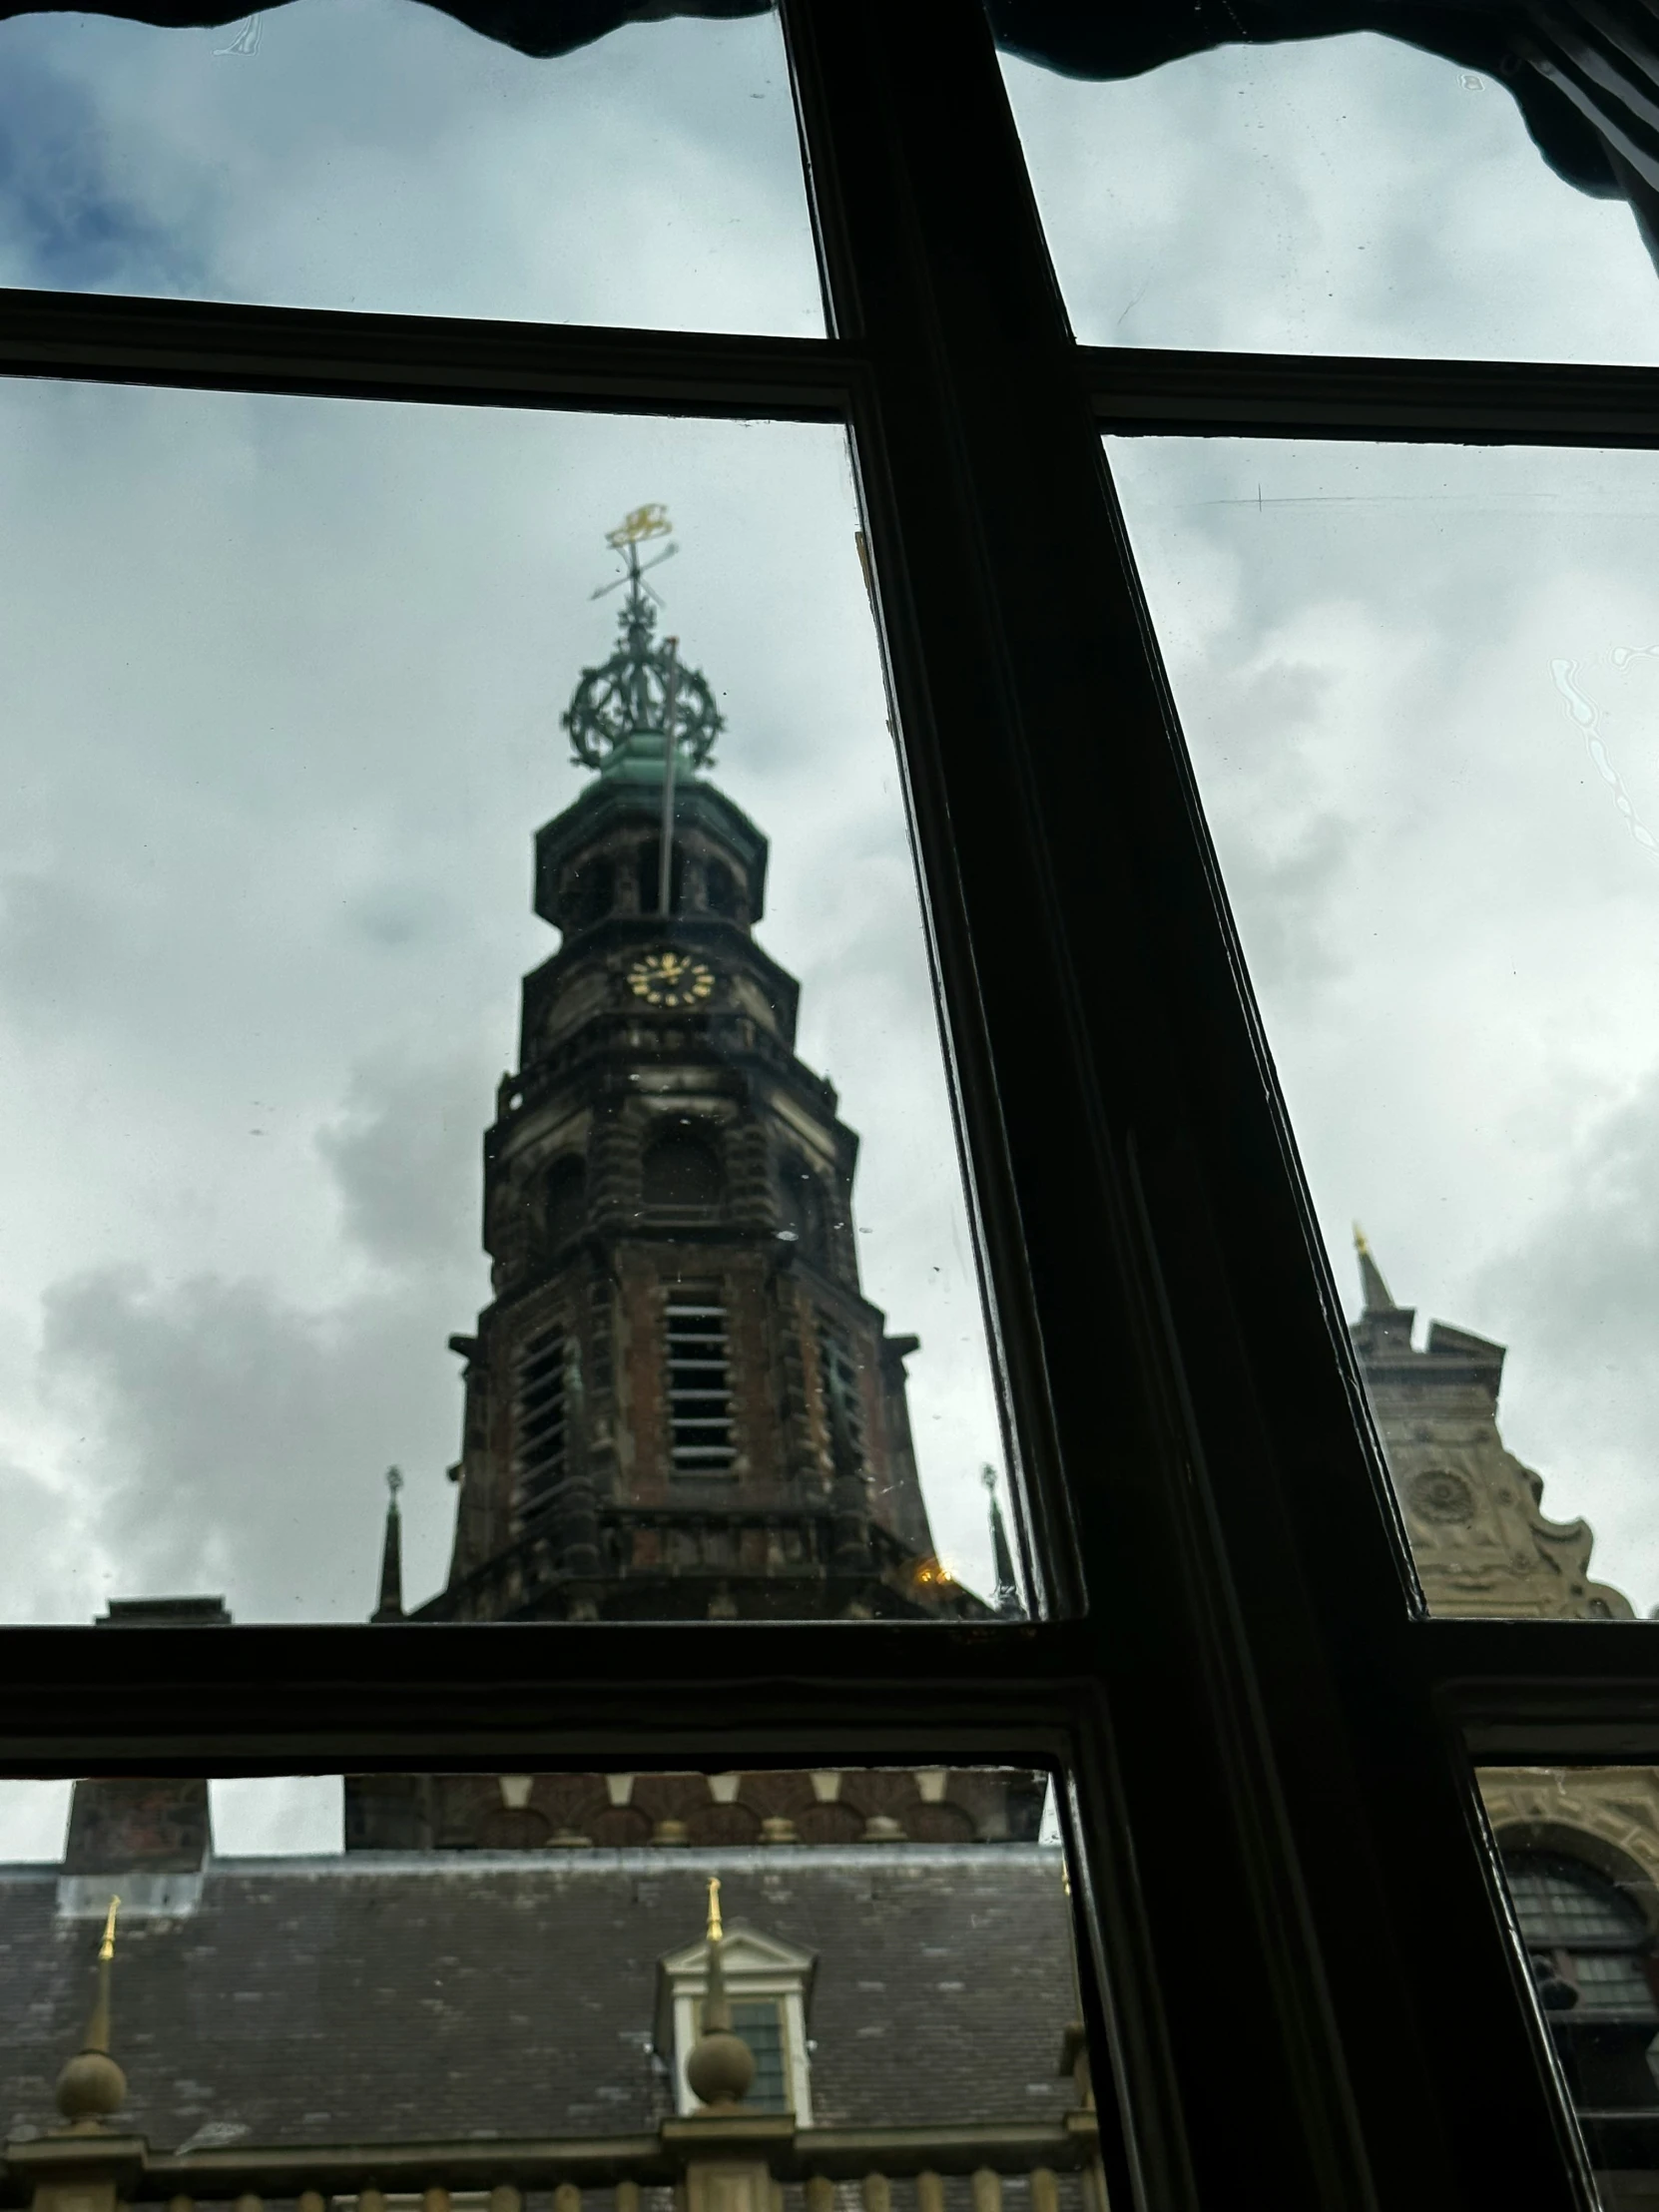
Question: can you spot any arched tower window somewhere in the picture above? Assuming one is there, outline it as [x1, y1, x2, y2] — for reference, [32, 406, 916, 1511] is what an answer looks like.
[1504, 1849, 1657, 2019]
[637, 836, 686, 915]
[705, 857, 739, 918]
[643, 1125, 725, 1211]
[778, 1153, 829, 1262]
[569, 855, 615, 929]
[539, 1156, 586, 1256]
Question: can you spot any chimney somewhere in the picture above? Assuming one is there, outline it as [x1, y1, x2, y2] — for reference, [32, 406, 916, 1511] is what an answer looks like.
[58, 1599, 229, 1922]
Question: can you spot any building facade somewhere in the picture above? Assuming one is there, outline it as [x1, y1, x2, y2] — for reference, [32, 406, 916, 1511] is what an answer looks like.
[1352, 1236, 1659, 2180]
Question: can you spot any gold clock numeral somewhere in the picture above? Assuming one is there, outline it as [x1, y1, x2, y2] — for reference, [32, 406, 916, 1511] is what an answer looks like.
[629, 949, 716, 1010]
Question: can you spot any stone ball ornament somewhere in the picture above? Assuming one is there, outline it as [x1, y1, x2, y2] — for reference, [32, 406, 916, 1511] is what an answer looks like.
[686, 2021, 758, 2110]
[55, 2046, 128, 2129]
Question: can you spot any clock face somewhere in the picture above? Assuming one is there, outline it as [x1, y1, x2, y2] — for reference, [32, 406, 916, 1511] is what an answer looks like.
[627, 948, 717, 1009]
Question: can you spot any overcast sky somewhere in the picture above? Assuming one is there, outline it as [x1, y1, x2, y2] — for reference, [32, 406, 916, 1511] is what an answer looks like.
[0, 1, 1657, 1854]
[1009, 40, 1659, 1612]
[1112, 437, 1659, 1614]
[0, 381, 1014, 1632]
[1002, 34, 1659, 361]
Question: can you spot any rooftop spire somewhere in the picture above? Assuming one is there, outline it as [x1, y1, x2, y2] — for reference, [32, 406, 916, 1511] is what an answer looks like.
[55, 1897, 127, 2131]
[372, 1465, 404, 1622]
[1353, 1224, 1398, 1315]
[561, 507, 724, 781]
[984, 1465, 1018, 1617]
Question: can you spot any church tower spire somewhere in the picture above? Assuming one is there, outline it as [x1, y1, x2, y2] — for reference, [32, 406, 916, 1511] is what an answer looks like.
[372, 1466, 404, 1622]
[415, 511, 978, 1628]
[1353, 1223, 1397, 1316]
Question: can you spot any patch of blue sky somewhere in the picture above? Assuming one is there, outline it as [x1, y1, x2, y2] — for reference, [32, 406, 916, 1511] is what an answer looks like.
[0, 26, 207, 294]
[0, 0, 820, 330]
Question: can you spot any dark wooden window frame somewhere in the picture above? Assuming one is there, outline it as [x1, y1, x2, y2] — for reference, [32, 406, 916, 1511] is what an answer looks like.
[1, 4, 1656, 2211]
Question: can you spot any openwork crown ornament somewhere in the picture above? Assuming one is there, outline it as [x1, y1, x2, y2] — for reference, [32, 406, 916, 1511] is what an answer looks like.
[562, 508, 725, 772]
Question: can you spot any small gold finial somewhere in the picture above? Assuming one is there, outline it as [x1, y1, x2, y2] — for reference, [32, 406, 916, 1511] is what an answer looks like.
[706, 1876, 723, 1943]
[1354, 1223, 1371, 1256]
[57, 1899, 128, 2128]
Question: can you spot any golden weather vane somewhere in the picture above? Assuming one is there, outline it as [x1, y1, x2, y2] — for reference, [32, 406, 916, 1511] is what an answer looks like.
[706, 1875, 724, 1943]
[100, 1896, 120, 1961]
[606, 504, 673, 551]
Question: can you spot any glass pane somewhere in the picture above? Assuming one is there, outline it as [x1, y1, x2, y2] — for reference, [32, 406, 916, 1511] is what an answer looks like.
[996, 27, 1659, 362]
[0, 2, 821, 332]
[1110, 435, 1659, 1616]
[0, 384, 1021, 1622]
[1479, 1764, 1659, 2188]
[0, 1766, 1090, 2170]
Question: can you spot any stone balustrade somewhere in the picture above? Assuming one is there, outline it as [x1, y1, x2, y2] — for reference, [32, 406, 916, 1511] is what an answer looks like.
[2, 2115, 1107, 2212]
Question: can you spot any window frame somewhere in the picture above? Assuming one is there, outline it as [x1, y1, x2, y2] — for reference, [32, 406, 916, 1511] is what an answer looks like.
[0, 4, 1656, 2211]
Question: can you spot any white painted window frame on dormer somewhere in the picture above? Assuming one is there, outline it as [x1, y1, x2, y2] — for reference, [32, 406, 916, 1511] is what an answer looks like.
[656, 1922, 817, 2121]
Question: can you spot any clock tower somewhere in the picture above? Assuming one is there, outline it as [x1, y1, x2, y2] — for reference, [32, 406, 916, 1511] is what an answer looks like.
[416, 510, 982, 1626]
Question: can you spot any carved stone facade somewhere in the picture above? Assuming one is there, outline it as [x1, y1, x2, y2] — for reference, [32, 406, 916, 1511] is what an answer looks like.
[1476, 1768, 1659, 1909]
[1353, 1238, 1659, 2161]
[345, 1767, 1045, 1853]
[1352, 1239, 1632, 1620]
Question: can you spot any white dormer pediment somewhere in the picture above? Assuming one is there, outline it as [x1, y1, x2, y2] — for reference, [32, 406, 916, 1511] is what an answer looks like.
[659, 1923, 816, 1982]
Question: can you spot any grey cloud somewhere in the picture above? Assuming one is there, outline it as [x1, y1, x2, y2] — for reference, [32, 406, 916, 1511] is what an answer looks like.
[0, 1454, 85, 1627]
[39, 1262, 462, 1621]
[22, 1047, 494, 1621]
[1466, 1075, 1659, 1607]
[316, 1050, 489, 1276]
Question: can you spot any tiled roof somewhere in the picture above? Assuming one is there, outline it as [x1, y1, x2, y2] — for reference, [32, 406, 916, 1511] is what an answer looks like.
[0, 1846, 1077, 2151]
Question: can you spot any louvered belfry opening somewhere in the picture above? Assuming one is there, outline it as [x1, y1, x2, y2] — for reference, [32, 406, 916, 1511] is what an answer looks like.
[666, 1299, 736, 1474]
[512, 1326, 569, 1530]
[817, 1317, 866, 1468]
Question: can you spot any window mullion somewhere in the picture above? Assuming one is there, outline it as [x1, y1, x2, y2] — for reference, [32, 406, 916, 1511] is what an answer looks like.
[1085, 344, 1659, 444]
[0, 287, 853, 416]
[779, 2, 1595, 2207]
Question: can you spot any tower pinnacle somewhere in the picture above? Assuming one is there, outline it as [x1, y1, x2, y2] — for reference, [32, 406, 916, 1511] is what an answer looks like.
[561, 508, 723, 780]
[1353, 1224, 1397, 1316]
[372, 1466, 404, 1623]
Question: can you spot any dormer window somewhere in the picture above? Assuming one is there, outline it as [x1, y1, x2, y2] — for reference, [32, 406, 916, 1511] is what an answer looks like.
[657, 1921, 816, 2119]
